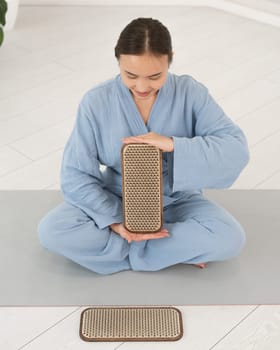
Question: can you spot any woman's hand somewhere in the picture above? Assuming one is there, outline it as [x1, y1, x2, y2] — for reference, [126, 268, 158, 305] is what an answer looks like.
[122, 132, 174, 152]
[110, 223, 169, 243]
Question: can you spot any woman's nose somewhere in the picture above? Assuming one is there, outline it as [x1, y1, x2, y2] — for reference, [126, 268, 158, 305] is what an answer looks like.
[135, 79, 149, 92]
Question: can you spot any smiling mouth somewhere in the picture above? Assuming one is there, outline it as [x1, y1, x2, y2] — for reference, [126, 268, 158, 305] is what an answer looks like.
[134, 90, 151, 97]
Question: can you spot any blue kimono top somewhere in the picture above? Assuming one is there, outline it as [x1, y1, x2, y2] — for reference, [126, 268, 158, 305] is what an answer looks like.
[61, 73, 250, 230]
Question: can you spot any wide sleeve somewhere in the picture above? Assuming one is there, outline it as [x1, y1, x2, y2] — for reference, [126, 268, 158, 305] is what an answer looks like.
[60, 93, 123, 229]
[168, 79, 250, 191]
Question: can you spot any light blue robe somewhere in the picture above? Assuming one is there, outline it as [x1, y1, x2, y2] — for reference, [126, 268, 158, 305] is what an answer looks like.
[38, 73, 250, 274]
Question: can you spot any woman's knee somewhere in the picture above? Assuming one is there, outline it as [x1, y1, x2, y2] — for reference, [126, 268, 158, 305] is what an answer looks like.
[38, 202, 87, 251]
[191, 213, 246, 260]
[37, 209, 59, 251]
[214, 219, 246, 260]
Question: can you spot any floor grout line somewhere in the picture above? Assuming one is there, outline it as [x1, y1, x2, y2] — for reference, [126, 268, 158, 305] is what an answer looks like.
[7, 144, 35, 161]
[52, 59, 77, 72]
[0, 148, 63, 179]
[212, 59, 280, 100]
[43, 182, 61, 190]
[208, 305, 261, 350]
[0, 70, 74, 99]
[0, 111, 75, 135]
[235, 94, 280, 122]
[248, 127, 280, 149]
[0, 102, 53, 122]
[253, 168, 280, 188]
[17, 306, 82, 350]
[235, 93, 280, 122]
[0, 113, 74, 147]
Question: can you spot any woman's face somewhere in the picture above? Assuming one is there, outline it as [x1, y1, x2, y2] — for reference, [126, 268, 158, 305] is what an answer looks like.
[119, 53, 169, 101]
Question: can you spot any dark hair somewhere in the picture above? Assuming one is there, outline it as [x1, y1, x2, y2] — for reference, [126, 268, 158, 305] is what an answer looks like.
[115, 18, 173, 65]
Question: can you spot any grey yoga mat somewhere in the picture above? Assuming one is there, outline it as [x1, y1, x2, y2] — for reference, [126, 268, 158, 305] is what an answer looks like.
[0, 190, 279, 306]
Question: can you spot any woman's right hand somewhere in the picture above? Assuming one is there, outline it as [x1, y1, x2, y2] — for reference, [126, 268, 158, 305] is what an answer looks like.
[110, 223, 169, 243]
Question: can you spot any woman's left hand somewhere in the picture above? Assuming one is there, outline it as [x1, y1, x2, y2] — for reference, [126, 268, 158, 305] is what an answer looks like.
[122, 132, 174, 152]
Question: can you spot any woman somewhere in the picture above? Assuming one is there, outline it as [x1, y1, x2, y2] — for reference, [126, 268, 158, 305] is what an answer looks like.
[38, 18, 249, 275]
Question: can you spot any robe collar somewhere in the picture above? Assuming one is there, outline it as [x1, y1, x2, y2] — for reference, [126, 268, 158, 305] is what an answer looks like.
[116, 73, 171, 133]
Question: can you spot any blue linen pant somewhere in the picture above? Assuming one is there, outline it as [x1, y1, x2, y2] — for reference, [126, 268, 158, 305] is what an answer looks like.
[37, 193, 246, 275]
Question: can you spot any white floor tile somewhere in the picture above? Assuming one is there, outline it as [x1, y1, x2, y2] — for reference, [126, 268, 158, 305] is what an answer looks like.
[0, 71, 90, 121]
[116, 305, 257, 350]
[236, 97, 280, 147]
[0, 307, 79, 350]
[0, 62, 73, 100]
[0, 42, 30, 63]
[176, 9, 248, 46]
[211, 305, 280, 350]
[231, 130, 280, 189]
[10, 117, 75, 160]
[2, 7, 157, 73]
[265, 68, 280, 84]
[56, 48, 119, 77]
[207, 24, 280, 68]
[172, 58, 232, 87]
[45, 183, 60, 190]
[218, 79, 280, 120]
[0, 101, 76, 147]
[0, 49, 55, 82]
[0, 145, 31, 176]
[18, 307, 120, 350]
[10, 15, 87, 52]
[256, 170, 280, 188]
[233, 0, 280, 16]
[207, 48, 280, 100]
[173, 19, 251, 67]
[0, 89, 54, 122]
[2, 27, 115, 81]
[0, 150, 63, 190]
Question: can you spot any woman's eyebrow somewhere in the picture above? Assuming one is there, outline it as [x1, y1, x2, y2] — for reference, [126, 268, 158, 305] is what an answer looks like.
[148, 72, 162, 77]
[125, 70, 162, 78]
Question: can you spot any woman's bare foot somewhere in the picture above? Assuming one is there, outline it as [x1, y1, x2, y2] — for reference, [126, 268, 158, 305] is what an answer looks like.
[193, 263, 206, 269]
